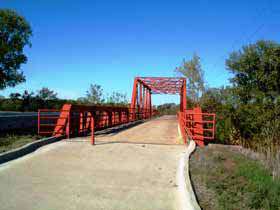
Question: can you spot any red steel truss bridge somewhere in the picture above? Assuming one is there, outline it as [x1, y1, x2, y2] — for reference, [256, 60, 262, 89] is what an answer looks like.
[38, 77, 215, 146]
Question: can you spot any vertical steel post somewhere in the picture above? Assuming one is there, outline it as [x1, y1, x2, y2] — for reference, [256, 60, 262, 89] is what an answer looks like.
[66, 111, 71, 139]
[193, 107, 204, 146]
[90, 114, 95, 145]
[79, 112, 83, 135]
[182, 78, 187, 111]
[180, 91, 183, 112]
[146, 90, 150, 118]
[149, 90, 152, 118]
[108, 111, 112, 127]
[147, 89, 150, 117]
[139, 83, 143, 119]
[213, 114, 216, 138]
[143, 88, 147, 118]
[126, 110, 129, 123]
[38, 110, 40, 135]
[118, 111, 121, 124]
[130, 78, 138, 121]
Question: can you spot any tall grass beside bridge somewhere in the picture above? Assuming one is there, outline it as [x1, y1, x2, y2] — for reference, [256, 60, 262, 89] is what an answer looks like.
[190, 145, 280, 210]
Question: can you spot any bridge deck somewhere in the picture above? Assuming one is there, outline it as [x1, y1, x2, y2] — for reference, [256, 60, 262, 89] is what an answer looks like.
[95, 115, 182, 145]
[0, 116, 185, 210]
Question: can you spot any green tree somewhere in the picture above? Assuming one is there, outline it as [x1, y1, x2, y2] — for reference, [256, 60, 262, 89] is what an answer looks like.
[200, 86, 237, 143]
[106, 91, 128, 105]
[226, 40, 280, 104]
[21, 90, 35, 111]
[36, 87, 58, 101]
[156, 103, 179, 115]
[9, 92, 21, 100]
[175, 53, 205, 103]
[226, 40, 280, 146]
[77, 97, 88, 104]
[85, 84, 104, 104]
[0, 9, 32, 89]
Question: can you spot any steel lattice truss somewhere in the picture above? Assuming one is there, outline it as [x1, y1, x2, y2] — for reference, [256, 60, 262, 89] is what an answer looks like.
[130, 76, 186, 119]
[138, 77, 185, 94]
[37, 76, 215, 147]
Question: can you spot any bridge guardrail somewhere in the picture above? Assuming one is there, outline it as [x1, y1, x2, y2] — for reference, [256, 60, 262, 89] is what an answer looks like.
[178, 107, 215, 146]
[38, 104, 156, 144]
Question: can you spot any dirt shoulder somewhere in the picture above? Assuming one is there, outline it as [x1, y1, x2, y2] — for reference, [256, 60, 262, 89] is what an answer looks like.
[189, 144, 280, 210]
[0, 134, 41, 153]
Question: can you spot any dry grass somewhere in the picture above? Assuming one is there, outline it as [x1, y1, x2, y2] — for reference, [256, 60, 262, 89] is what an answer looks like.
[239, 140, 280, 179]
[189, 144, 280, 210]
[0, 134, 41, 153]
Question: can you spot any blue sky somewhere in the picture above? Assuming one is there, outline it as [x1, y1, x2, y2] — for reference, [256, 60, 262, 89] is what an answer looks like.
[1, 0, 280, 105]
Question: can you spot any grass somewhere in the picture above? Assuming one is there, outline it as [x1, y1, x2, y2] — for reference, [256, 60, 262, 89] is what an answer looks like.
[0, 134, 42, 153]
[189, 144, 280, 210]
[235, 157, 280, 209]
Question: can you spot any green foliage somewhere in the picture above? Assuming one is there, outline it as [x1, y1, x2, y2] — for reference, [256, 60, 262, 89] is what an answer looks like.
[76, 97, 88, 104]
[225, 40, 280, 145]
[78, 84, 129, 106]
[21, 90, 34, 111]
[9, 92, 21, 99]
[200, 40, 280, 150]
[200, 86, 236, 143]
[175, 53, 205, 102]
[156, 103, 179, 115]
[0, 88, 75, 111]
[0, 84, 130, 111]
[236, 157, 280, 210]
[0, 9, 32, 89]
[0, 98, 22, 111]
[36, 87, 58, 101]
[85, 84, 105, 104]
[191, 146, 280, 210]
[226, 40, 280, 103]
[106, 91, 128, 106]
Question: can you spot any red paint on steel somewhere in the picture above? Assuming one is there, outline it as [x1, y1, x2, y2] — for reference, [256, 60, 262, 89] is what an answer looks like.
[38, 104, 155, 144]
[38, 76, 215, 146]
[182, 78, 187, 111]
[192, 107, 204, 146]
[38, 110, 40, 135]
[90, 113, 95, 145]
[178, 110, 216, 146]
[130, 78, 138, 121]
[55, 104, 72, 136]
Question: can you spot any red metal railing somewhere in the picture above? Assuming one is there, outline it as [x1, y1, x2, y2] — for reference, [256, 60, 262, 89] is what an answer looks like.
[178, 107, 215, 146]
[39, 105, 214, 146]
[38, 104, 154, 144]
[38, 109, 61, 135]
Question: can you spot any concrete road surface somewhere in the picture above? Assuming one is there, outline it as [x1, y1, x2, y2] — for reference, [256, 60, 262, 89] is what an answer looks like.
[0, 116, 185, 210]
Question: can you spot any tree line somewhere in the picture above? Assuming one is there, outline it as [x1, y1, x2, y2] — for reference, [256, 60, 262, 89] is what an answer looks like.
[172, 40, 280, 176]
[0, 85, 128, 112]
[199, 40, 280, 151]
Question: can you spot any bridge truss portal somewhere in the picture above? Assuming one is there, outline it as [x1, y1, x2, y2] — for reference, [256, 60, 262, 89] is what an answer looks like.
[38, 77, 215, 146]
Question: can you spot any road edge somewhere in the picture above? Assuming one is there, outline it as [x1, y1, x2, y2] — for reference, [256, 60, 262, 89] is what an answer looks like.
[177, 140, 201, 210]
[0, 136, 64, 165]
